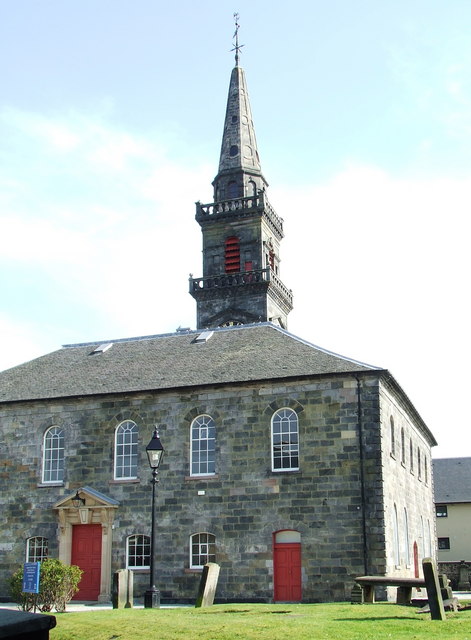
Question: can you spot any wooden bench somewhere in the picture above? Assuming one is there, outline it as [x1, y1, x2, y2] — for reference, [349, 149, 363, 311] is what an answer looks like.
[353, 575, 425, 604]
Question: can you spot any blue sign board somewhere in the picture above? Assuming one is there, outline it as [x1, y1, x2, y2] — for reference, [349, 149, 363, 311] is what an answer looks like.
[22, 562, 40, 594]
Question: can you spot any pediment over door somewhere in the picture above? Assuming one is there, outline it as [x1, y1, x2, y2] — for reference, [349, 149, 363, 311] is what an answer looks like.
[54, 486, 119, 526]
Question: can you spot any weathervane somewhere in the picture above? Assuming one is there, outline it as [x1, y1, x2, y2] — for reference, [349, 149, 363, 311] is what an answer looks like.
[231, 12, 244, 66]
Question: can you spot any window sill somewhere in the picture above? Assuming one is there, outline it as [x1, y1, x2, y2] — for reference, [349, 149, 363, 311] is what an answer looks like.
[185, 475, 219, 482]
[184, 568, 203, 574]
[37, 482, 64, 488]
[127, 568, 150, 573]
[109, 478, 141, 484]
[271, 469, 300, 474]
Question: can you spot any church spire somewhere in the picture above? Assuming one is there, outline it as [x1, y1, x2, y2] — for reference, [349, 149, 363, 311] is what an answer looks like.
[213, 14, 266, 201]
[189, 21, 293, 330]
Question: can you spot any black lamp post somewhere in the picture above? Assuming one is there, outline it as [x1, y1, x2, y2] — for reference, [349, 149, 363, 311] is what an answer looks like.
[144, 428, 164, 609]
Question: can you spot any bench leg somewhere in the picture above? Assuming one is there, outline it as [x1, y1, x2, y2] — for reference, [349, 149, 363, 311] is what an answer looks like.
[396, 586, 412, 604]
[363, 585, 375, 603]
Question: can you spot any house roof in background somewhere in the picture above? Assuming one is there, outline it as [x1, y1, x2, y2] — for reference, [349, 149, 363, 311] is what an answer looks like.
[433, 457, 471, 503]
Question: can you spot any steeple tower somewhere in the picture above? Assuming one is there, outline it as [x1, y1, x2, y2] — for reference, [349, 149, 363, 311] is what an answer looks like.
[190, 18, 293, 329]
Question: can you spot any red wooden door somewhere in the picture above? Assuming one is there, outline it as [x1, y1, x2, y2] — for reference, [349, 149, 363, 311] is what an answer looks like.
[71, 524, 102, 600]
[274, 543, 302, 602]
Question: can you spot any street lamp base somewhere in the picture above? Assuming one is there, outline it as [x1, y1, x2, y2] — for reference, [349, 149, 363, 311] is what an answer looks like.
[144, 588, 161, 608]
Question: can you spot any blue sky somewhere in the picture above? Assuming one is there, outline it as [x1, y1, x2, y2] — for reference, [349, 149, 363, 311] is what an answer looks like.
[1, 1, 470, 459]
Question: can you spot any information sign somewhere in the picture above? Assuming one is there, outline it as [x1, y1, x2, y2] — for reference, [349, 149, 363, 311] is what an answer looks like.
[22, 562, 41, 594]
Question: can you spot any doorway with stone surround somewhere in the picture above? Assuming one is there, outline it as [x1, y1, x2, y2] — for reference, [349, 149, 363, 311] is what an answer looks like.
[54, 487, 119, 602]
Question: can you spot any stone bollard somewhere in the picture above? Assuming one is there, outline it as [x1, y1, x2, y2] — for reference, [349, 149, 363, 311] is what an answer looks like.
[112, 569, 133, 609]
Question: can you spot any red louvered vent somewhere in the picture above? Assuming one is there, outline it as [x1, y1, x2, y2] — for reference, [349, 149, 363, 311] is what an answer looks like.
[225, 236, 240, 273]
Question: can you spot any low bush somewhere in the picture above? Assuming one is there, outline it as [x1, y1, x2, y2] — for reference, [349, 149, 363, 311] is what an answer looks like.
[9, 558, 82, 612]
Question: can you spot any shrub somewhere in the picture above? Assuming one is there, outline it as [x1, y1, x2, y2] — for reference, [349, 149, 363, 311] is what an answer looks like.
[9, 558, 82, 612]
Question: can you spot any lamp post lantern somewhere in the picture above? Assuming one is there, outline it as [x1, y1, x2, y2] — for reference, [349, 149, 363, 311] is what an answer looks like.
[144, 428, 164, 609]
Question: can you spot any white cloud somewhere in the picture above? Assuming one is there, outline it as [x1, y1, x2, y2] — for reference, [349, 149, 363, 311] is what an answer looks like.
[0, 108, 469, 459]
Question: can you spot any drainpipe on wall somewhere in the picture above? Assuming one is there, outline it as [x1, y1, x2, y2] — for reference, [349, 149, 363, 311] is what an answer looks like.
[355, 374, 369, 576]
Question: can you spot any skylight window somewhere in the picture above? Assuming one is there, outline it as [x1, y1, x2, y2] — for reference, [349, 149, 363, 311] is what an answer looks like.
[91, 343, 113, 354]
[193, 331, 214, 344]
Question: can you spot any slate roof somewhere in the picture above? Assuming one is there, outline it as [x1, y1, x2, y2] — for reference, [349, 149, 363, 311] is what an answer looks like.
[0, 322, 381, 403]
[433, 457, 471, 504]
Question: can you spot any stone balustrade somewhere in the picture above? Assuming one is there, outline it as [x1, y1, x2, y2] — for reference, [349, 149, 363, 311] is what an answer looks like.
[195, 193, 284, 238]
[189, 268, 293, 307]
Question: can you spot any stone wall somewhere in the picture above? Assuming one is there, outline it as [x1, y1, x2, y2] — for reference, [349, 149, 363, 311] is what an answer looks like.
[0, 372, 434, 603]
[438, 561, 471, 590]
[379, 379, 436, 582]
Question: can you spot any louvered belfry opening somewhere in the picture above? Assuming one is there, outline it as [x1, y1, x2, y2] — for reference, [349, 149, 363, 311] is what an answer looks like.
[225, 236, 240, 273]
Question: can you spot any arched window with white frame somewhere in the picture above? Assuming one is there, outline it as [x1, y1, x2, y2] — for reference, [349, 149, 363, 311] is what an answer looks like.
[42, 426, 64, 483]
[114, 420, 138, 480]
[393, 503, 400, 567]
[190, 532, 216, 569]
[271, 408, 299, 471]
[426, 519, 432, 557]
[390, 417, 396, 457]
[190, 415, 216, 476]
[26, 537, 48, 563]
[403, 508, 410, 566]
[126, 534, 150, 569]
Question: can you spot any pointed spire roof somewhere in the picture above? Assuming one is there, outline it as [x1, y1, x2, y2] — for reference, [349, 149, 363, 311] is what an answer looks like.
[214, 16, 265, 185]
[217, 65, 264, 177]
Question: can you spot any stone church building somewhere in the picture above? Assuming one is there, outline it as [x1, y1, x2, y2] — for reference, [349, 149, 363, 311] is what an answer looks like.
[0, 52, 437, 604]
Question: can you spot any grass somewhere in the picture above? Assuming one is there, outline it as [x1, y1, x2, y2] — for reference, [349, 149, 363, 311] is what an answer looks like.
[48, 602, 471, 640]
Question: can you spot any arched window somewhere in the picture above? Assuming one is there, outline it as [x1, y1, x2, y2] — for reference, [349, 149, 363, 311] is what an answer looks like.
[271, 408, 299, 471]
[403, 508, 410, 566]
[426, 519, 432, 557]
[26, 537, 48, 563]
[190, 415, 216, 476]
[421, 516, 425, 558]
[126, 534, 150, 569]
[410, 438, 414, 473]
[417, 448, 422, 480]
[400, 428, 405, 463]
[225, 236, 240, 273]
[114, 421, 138, 480]
[390, 417, 396, 457]
[190, 532, 216, 569]
[42, 426, 64, 483]
[393, 504, 400, 566]
[424, 456, 428, 485]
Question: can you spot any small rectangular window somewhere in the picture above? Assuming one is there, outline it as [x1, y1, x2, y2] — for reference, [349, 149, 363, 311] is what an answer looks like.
[438, 537, 450, 550]
[436, 505, 448, 518]
[127, 534, 150, 569]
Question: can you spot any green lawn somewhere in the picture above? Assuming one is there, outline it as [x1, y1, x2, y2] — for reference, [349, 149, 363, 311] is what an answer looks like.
[49, 603, 471, 640]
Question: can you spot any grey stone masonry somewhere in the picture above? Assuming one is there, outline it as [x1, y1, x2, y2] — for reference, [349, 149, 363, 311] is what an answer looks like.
[0, 363, 436, 603]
